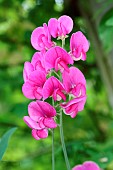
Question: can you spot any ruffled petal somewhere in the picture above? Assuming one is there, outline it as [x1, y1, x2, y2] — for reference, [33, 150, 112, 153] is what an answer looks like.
[29, 70, 46, 86]
[32, 129, 40, 140]
[43, 117, 57, 128]
[48, 18, 58, 38]
[37, 129, 48, 139]
[62, 67, 86, 93]
[43, 76, 65, 101]
[58, 15, 73, 35]
[31, 27, 45, 51]
[23, 116, 42, 129]
[28, 101, 44, 122]
[36, 101, 56, 117]
[23, 62, 34, 82]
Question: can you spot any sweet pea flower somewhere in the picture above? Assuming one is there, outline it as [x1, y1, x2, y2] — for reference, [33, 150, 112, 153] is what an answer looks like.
[22, 70, 46, 99]
[72, 161, 100, 170]
[23, 61, 34, 82]
[48, 15, 73, 39]
[23, 101, 57, 140]
[44, 46, 73, 73]
[31, 52, 46, 74]
[61, 96, 86, 118]
[31, 23, 54, 51]
[70, 31, 89, 61]
[62, 67, 86, 97]
[43, 76, 66, 101]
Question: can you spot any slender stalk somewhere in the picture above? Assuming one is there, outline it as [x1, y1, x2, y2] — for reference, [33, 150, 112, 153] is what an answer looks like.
[62, 38, 65, 48]
[60, 110, 71, 170]
[52, 129, 55, 170]
[52, 99, 55, 170]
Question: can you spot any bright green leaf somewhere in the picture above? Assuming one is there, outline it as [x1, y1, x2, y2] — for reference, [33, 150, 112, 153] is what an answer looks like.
[0, 127, 17, 160]
[106, 16, 113, 26]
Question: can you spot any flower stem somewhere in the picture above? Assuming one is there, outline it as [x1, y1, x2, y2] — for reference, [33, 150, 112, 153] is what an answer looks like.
[60, 110, 71, 170]
[52, 129, 55, 170]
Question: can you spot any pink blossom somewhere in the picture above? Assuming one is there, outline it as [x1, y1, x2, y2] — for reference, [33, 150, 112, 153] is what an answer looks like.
[44, 46, 73, 72]
[23, 101, 57, 140]
[61, 96, 86, 118]
[72, 161, 100, 170]
[23, 61, 34, 82]
[31, 23, 54, 51]
[70, 31, 89, 61]
[48, 15, 73, 38]
[31, 52, 46, 73]
[22, 70, 46, 99]
[43, 76, 66, 101]
[62, 67, 86, 97]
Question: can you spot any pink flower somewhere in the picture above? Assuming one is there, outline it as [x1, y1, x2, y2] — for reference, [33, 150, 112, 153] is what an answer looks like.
[62, 67, 86, 97]
[31, 23, 54, 51]
[43, 76, 66, 101]
[72, 161, 100, 170]
[22, 70, 46, 99]
[31, 52, 46, 74]
[70, 31, 89, 61]
[61, 96, 86, 118]
[48, 15, 73, 38]
[23, 101, 57, 140]
[23, 61, 34, 82]
[44, 46, 73, 73]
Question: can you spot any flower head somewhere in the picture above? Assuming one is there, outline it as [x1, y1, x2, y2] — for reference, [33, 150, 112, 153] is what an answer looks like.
[24, 101, 57, 140]
[43, 76, 66, 101]
[44, 46, 73, 73]
[31, 23, 54, 51]
[22, 70, 46, 99]
[70, 31, 89, 61]
[48, 15, 73, 39]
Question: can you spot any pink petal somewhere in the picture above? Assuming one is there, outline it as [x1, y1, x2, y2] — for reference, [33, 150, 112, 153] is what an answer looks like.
[43, 117, 57, 128]
[31, 27, 45, 51]
[72, 165, 83, 170]
[83, 161, 100, 170]
[43, 76, 65, 101]
[22, 81, 42, 100]
[29, 70, 46, 86]
[61, 96, 86, 118]
[62, 67, 86, 93]
[28, 101, 44, 122]
[31, 52, 46, 72]
[70, 31, 89, 61]
[44, 46, 73, 72]
[28, 101, 56, 122]
[58, 15, 73, 35]
[23, 62, 34, 82]
[48, 18, 58, 38]
[23, 116, 42, 129]
[37, 129, 48, 139]
[36, 101, 56, 117]
[32, 129, 40, 140]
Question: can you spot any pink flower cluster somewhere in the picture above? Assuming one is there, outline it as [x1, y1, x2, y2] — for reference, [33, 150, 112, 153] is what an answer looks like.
[72, 161, 100, 170]
[22, 15, 89, 140]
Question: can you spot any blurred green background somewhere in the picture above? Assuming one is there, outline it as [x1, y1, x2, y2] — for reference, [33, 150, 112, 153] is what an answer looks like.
[0, 0, 113, 169]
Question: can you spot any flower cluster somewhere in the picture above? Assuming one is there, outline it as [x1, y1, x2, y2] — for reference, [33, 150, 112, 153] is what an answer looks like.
[72, 161, 100, 170]
[22, 15, 89, 140]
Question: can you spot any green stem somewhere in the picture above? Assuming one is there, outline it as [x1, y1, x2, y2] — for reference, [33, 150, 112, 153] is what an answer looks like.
[60, 110, 71, 170]
[52, 129, 55, 170]
[62, 38, 65, 48]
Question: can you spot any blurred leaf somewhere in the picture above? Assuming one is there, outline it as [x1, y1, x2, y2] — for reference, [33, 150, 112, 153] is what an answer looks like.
[0, 127, 17, 160]
[105, 16, 113, 26]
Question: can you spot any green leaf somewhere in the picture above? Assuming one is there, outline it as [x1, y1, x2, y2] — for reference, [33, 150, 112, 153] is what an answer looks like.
[106, 16, 113, 26]
[0, 127, 17, 160]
